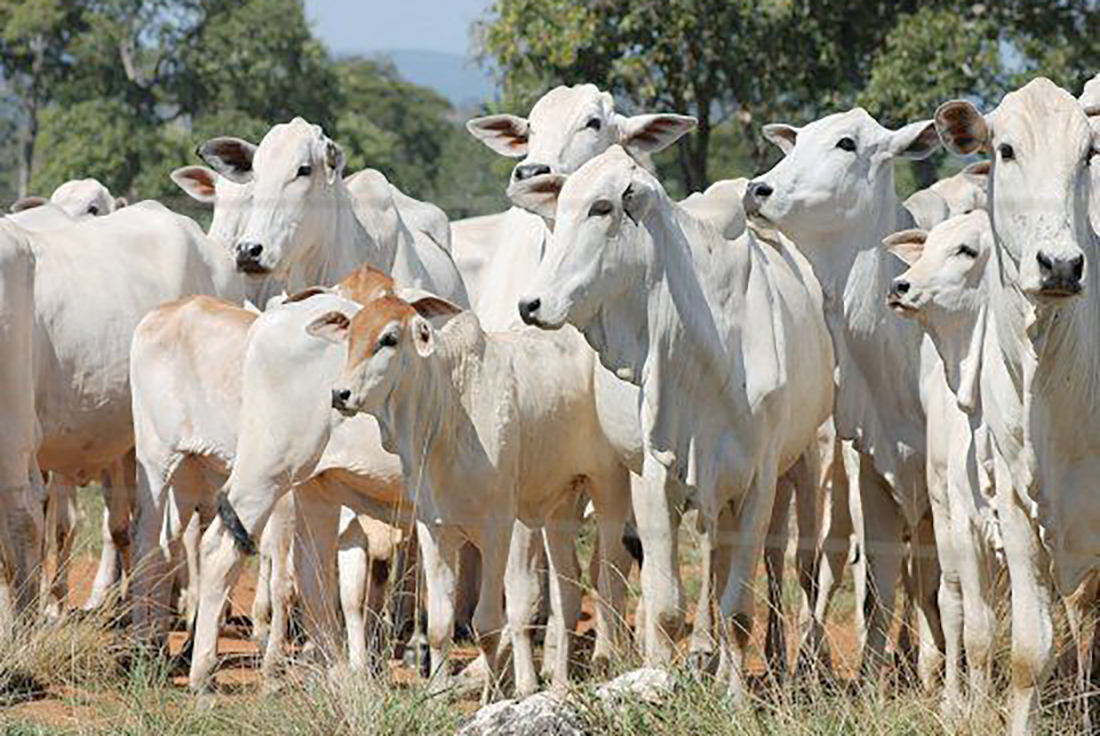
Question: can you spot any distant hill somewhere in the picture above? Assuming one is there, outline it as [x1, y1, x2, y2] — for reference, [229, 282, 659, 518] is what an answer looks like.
[360, 49, 496, 108]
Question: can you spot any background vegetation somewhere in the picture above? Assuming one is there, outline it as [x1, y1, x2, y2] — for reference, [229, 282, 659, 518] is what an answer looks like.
[0, 0, 1095, 212]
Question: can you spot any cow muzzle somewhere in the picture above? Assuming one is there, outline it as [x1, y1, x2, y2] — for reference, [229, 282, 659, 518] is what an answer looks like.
[1035, 250, 1085, 298]
[331, 388, 357, 417]
[235, 241, 268, 273]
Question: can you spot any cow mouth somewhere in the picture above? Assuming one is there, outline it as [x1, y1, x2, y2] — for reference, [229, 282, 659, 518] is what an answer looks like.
[236, 260, 271, 275]
[1035, 281, 1083, 299]
[887, 296, 918, 314]
[335, 405, 358, 418]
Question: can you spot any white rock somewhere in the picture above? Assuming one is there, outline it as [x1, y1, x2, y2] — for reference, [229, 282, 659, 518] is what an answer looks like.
[456, 692, 584, 736]
[596, 667, 675, 707]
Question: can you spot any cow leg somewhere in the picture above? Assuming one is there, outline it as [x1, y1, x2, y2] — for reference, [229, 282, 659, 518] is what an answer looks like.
[292, 486, 342, 667]
[472, 522, 510, 704]
[857, 455, 904, 684]
[1065, 575, 1099, 733]
[764, 470, 795, 681]
[718, 457, 779, 705]
[455, 542, 480, 641]
[417, 520, 458, 689]
[131, 459, 173, 651]
[634, 461, 683, 666]
[801, 436, 854, 674]
[261, 512, 293, 679]
[957, 518, 996, 716]
[504, 520, 542, 697]
[792, 451, 820, 661]
[364, 554, 390, 678]
[911, 513, 944, 692]
[543, 510, 582, 692]
[1000, 488, 1055, 736]
[590, 469, 634, 668]
[338, 510, 370, 674]
[928, 481, 964, 719]
[86, 457, 133, 612]
[40, 475, 76, 620]
[180, 512, 201, 632]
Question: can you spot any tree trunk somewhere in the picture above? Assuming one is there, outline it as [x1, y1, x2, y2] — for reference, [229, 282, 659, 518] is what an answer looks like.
[678, 115, 710, 193]
[17, 35, 46, 198]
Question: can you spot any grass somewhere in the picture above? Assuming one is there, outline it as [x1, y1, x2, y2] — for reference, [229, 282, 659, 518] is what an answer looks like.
[0, 490, 1093, 735]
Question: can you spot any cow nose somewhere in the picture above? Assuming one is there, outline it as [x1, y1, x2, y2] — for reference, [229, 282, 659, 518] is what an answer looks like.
[235, 241, 264, 270]
[893, 279, 910, 295]
[1036, 251, 1085, 294]
[331, 388, 351, 409]
[514, 164, 552, 182]
[518, 297, 541, 325]
[743, 181, 773, 215]
[750, 181, 773, 200]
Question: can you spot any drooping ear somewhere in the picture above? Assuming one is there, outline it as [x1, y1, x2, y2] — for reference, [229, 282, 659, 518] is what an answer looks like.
[622, 176, 657, 225]
[508, 173, 566, 220]
[197, 137, 257, 184]
[962, 159, 991, 179]
[616, 113, 696, 154]
[306, 311, 351, 343]
[762, 124, 799, 154]
[170, 166, 218, 204]
[889, 120, 940, 160]
[935, 100, 989, 156]
[324, 138, 346, 184]
[882, 229, 929, 265]
[113, 196, 128, 209]
[466, 114, 530, 157]
[394, 287, 463, 319]
[10, 196, 47, 213]
[410, 316, 435, 357]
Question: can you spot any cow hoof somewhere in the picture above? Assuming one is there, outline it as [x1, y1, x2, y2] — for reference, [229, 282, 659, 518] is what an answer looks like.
[686, 650, 717, 675]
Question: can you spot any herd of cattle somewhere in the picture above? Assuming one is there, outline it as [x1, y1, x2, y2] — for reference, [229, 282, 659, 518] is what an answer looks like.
[0, 72, 1098, 735]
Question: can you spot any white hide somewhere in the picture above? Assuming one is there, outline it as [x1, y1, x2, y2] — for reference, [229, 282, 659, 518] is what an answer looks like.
[518, 147, 834, 698]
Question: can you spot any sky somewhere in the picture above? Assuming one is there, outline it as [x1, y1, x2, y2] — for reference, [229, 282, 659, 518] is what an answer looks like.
[303, 0, 494, 57]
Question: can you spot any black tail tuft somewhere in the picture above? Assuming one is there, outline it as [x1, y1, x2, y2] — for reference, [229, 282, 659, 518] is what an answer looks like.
[217, 491, 257, 556]
[622, 520, 644, 567]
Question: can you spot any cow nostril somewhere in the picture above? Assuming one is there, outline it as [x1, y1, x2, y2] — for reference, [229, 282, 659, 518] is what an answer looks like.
[331, 388, 351, 408]
[1036, 251, 1054, 273]
[248, 243, 263, 258]
[751, 181, 773, 199]
[514, 164, 552, 182]
[894, 280, 910, 295]
[518, 298, 541, 324]
[1071, 255, 1084, 280]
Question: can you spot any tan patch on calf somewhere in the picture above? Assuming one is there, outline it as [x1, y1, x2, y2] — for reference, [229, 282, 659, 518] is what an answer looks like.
[345, 295, 416, 367]
[335, 264, 396, 305]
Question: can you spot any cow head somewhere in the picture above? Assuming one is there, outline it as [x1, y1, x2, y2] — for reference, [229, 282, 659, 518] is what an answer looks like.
[309, 295, 459, 417]
[936, 78, 1095, 301]
[467, 84, 694, 208]
[517, 146, 656, 341]
[201, 120, 345, 276]
[50, 178, 121, 218]
[884, 210, 993, 410]
[744, 109, 939, 243]
[171, 165, 253, 248]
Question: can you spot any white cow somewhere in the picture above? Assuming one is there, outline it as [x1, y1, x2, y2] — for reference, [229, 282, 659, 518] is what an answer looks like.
[0, 223, 42, 636]
[23, 202, 241, 639]
[319, 297, 634, 699]
[744, 109, 945, 682]
[10, 177, 124, 221]
[516, 147, 834, 699]
[883, 212, 1000, 719]
[903, 160, 990, 230]
[935, 78, 1099, 736]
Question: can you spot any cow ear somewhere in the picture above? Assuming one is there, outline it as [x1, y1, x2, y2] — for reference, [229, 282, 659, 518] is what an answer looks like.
[762, 124, 799, 154]
[508, 173, 566, 220]
[466, 114, 530, 157]
[935, 100, 989, 156]
[10, 196, 47, 213]
[306, 311, 351, 343]
[170, 166, 218, 204]
[882, 229, 928, 265]
[410, 316, 435, 357]
[622, 177, 656, 226]
[616, 113, 696, 154]
[394, 287, 463, 320]
[324, 138, 346, 184]
[889, 120, 940, 160]
[113, 196, 128, 209]
[198, 137, 256, 184]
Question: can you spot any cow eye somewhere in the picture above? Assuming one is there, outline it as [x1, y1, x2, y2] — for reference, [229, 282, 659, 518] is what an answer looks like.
[297, 165, 312, 178]
[585, 117, 602, 132]
[377, 332, 399, 349]
[955, 244, 979, 258]
[87, 205, 98, 215]
[836, 137, 856, 152]
[1087, 148, 1098, 167]
[998, 143, 1015, 162]
[588, 199, 613, 217]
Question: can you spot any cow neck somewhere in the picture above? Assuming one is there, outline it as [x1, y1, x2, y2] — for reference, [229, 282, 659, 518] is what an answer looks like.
[376, 313, 487, 511]
[287, 180, 398, 292]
